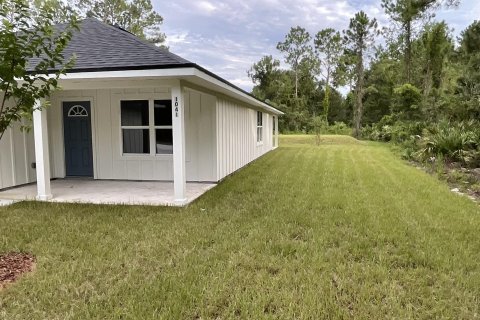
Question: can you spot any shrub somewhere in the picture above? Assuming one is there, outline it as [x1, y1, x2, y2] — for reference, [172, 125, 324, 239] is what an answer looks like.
[311, 116, 328, 145]
[328, 122, 351, 135]
[308, 119, 352, 137]
[361, 118, 426, 145]
[398, 136, 422, 161]
[420, 121, 477, 163]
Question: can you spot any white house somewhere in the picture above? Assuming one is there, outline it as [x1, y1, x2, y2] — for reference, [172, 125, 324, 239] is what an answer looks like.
[0, 18, 282, 205]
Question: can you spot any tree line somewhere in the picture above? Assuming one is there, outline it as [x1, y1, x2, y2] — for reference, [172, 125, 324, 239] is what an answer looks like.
[32, 0, 165, 45]
[247, 0, 480, 138]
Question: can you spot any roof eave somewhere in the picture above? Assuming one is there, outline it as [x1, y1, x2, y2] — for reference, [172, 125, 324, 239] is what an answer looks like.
[42, 64, 283, 115]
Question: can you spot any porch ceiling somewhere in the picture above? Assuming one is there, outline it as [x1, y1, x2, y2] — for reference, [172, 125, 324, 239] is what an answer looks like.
[0, 179, 216, 207]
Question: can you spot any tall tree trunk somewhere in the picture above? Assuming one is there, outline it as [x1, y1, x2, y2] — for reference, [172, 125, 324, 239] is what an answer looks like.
[323, 67, 331, 122]
[354, 47, 364, 139]
[405, 19, 412, 84]
[423, 63, 432, 98]
[294, 69, 298, 99]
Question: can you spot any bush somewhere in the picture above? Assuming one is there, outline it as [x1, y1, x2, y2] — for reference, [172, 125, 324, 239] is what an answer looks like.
[308, 118, 351, 136]
[361, 117, 426, 144]
[398, 136, 422, 160]
[327, 122, 351, 135]
[419, 121, 478, 164]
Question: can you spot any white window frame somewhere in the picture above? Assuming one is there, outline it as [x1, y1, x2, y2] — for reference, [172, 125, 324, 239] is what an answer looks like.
[272, 115, 276, 147]
[120, 99, 173, 157]
[153, 100, 173, 155]
[257, 111, 263, 145]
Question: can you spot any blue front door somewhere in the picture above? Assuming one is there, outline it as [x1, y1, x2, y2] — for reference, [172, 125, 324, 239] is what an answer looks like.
[63, 101, 93, 177]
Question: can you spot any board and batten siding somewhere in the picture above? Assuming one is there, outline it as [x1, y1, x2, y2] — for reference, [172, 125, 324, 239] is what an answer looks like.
[216, 97, 274, 181]
[48, 86, 217, 182]
[0, 116, 36, 189]
[0, 84, 278, 189]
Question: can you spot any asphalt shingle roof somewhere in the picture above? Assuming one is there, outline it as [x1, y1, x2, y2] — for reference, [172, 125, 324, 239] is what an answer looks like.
[26, 18, 281, 114]
[28, 18, 193, 72]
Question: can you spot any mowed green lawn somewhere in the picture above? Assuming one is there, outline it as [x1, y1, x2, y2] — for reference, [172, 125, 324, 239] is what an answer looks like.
[1, 135, 480, 319]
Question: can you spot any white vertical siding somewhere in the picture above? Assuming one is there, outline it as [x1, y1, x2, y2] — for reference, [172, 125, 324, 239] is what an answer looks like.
[0, 82, 278, 189]
[48, 85, 217, 182]
[0, 121, 36, 189]
[216, 97, 274, 181]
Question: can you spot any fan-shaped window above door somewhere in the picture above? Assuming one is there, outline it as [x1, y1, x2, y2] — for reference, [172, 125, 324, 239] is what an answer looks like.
[67, 105, 89, 117]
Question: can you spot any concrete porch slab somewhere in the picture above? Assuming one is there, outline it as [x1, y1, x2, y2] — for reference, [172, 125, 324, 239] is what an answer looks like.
[0, 179, 216, 206]
[0, 199, 18, 206]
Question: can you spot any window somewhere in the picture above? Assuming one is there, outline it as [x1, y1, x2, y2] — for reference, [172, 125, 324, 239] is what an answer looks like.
[257, 111, 263, 144]
[68, 105, 88, 117]
[154, 100, 173, 154]
[120, 99, 173, 155]
[121, 100, 149, 154]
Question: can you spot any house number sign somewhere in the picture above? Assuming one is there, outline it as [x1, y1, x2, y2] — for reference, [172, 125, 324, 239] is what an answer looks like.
[174, 97, 179, 117]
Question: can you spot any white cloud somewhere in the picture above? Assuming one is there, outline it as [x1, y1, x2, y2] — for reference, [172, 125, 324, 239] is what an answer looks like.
[156, 0, 478, 92]
[194, 1, 218, 14]
[164, 31, 189, 46]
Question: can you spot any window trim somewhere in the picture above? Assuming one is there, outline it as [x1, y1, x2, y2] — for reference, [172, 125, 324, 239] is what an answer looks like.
[120, 98, 173, 157]
[256, 111, 263, 146]
[272, 115, 276, 148]
[153, 99, 173, 155]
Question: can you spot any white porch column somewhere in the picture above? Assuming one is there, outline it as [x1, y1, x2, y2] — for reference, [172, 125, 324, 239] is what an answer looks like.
[171, 82, 187, 205]
[33, 100, 52, 200]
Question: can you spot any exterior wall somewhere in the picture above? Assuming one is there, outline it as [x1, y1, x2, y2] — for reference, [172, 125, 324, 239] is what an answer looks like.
[216, 97, 275, 181]
[0, 121, 36, 189]
[0, 83, 278, 189]
[184, 89, 217, 181]
[48, 86, 217, 182]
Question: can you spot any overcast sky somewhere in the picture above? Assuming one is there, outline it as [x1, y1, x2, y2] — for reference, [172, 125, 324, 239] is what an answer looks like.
[153, 0, 480, 92]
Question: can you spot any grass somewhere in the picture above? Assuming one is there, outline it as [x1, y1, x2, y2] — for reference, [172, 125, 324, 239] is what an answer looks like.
[1, 135, 480, 319]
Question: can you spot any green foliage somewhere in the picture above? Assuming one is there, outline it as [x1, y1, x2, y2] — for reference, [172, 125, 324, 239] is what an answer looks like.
[310, 116, 327, 145]
[460, 20, 480, 55]
[250, 37, 349, 132]
[0, 0, 77, 140]
[420, 121, 480, 164]
[32, 0, 77, 23]
[381, 0, 459, 82]
[365, 118, 480, 171]
[325, 121, 351, 135]
[363, 58, 400, 124]
[314, 28, 343, 121]
[276, 26, 313, 99]
[422, 22, 452, 90]
[248, 3, 475, 144]
[343, 11, 378, 138]
[392, 83, 422, 119]
[452, 21, 480, 120]
[362, 118, 421, 144]
[247, 55, 282, 102]
[72, 0, 165, 44]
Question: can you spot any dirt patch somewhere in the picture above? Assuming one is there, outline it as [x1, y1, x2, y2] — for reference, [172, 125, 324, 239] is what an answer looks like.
[0, 252, 36, 289]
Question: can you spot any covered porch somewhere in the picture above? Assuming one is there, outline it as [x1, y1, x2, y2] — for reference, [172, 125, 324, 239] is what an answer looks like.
[30, 76, 208, 206]
[0, 179, 215, 206]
